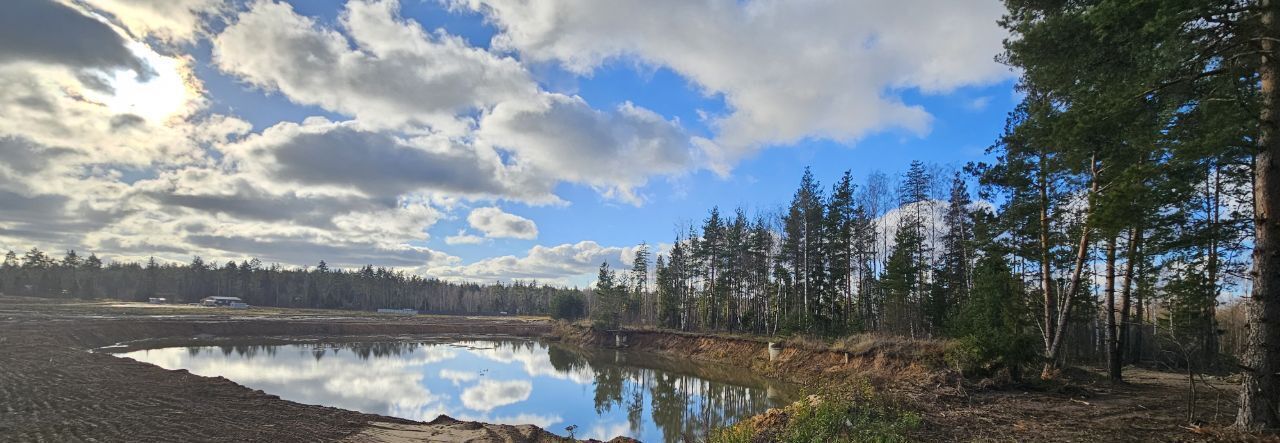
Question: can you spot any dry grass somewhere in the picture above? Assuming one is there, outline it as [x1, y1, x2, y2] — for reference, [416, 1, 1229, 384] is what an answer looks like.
[782, 333, 950, 364]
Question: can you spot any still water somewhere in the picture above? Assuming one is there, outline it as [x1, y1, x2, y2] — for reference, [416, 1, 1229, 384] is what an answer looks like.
[117, 339, 789, 442]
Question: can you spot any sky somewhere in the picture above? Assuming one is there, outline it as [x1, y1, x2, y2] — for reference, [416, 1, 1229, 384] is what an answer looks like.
[0, 0, 1018, 286]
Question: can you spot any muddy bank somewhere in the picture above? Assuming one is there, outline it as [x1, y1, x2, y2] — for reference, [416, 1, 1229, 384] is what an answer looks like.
[1, 297, 1247, 442]
[551, 324, 1250, 442]
[551, 324, 949, 389]
[0, 297, 589, 442]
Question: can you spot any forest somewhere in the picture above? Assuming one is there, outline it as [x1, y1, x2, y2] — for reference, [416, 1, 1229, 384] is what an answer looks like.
[1, 0, 1279, 432]
[0, 250, 581, 316]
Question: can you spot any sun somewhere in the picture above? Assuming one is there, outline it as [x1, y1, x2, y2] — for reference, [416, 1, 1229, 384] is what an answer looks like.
[93, 41, 201, 123]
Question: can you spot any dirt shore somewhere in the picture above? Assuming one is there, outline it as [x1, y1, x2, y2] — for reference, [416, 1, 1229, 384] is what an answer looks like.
[0, 296, 1255, 442]
[0, 297, 581, 442]
[554, 325, 1251, 442]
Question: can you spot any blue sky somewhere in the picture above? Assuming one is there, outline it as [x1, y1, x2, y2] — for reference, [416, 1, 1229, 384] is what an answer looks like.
[0, 0, 1016, 285]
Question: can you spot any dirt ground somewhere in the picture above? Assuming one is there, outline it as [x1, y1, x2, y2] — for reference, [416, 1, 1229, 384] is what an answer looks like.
[0, 296, 583, 442]
[0, 296, 1265, 442]
[905, 367, 1252, 442]
[556, 324, 1260, 442]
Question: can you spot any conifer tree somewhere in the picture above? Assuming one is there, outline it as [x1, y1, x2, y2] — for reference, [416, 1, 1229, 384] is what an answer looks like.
[593, 262, 624, 330]
[929, 173, 974, 333]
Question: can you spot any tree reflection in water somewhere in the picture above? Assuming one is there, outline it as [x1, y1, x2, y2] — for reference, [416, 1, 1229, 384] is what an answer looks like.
[547, 343, 786, 443]
[126, 339, 789, 443]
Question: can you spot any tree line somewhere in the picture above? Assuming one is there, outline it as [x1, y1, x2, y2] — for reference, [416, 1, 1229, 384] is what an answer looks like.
[0, 249, 580, 316]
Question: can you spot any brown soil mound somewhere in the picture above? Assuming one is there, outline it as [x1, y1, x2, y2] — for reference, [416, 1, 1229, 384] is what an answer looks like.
[0, 297, 556, 442]
[552, 324, 948, 388]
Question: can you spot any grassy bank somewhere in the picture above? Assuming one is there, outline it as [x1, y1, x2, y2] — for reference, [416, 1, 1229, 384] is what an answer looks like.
[710, 383, 920, 443]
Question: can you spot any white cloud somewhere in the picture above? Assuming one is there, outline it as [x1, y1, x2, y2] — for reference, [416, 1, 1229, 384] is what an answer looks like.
[213, 0, 534, 133]
[584, 421, 632, 441]
[466, 207, 537, 240]
[471, 413, 561, 429]
[438, 368, 480, 386]
[967, 96, 993, 111]
[212, 0, 705, 204]
[445, 230, 488, 245]
[459, 379, 532, 412]
[0, 1, 221, 167]
[121, 345, 454, 421]
[427, 241, 630, 285]
[464, 342, 595, 385]
[478, 94, 701, 204]
[78, 0, 229, 43]
[457, 0, 1013, 170]
[218, 118, 558, 203]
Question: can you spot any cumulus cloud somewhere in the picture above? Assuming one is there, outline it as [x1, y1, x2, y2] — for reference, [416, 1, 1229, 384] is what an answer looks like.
[212, 0, 703, 203]
[456, 0, 1012, 169]
[122, 344, 454, 422]
[466, 207, 537, 240]
[213, 0, 534, 132]
[0, 0, 145, 72]
[479, 94, 701, 203]
[459, 379, 533, 412]
[439, 368, 480, 386]
[445, 230, 487, 245]
[79, 0, 228, 43]
[102, 163, 463, 268]
[0, 0, 466, 271]
[427, 241, 630, 284]
[0, 0, 219, 167]
[456, 413, 561, 429]
[218, 119, 557, 203]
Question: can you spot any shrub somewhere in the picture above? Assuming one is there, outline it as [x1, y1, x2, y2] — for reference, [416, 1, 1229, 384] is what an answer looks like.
[946, 250, 1038, 379]
[549, 292, 585, 321]
[711, 383, 920, 443]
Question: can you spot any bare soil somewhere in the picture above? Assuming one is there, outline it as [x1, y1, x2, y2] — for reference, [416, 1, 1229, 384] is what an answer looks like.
[0, 296, 579, 442]
[557, 324, 1262, 442]
[1, 297, 1265, 442]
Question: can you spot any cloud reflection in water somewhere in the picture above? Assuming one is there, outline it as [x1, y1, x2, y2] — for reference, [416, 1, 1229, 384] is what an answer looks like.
[119, 339, 784, 442]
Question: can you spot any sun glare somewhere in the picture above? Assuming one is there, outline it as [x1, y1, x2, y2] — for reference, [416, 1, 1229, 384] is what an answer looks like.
[95, 42, 198, 123]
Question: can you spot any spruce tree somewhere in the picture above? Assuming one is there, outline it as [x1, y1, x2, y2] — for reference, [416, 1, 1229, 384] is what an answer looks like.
[929, 173, 974, 334]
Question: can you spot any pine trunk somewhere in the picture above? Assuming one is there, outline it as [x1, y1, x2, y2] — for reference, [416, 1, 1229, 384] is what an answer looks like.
[1118, 226, 1141, 367]
[1042, 155, 1098, 379]
[1238, 0, 1280, 430]
[1105, 236, 1120, 382]
[1038, 153, 1056, 375]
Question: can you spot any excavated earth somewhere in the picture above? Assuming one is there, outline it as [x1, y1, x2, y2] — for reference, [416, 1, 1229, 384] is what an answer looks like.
[0, 297, 599, 442]
[0, 296, 1259, 442]
[554, 326, 1254, 442]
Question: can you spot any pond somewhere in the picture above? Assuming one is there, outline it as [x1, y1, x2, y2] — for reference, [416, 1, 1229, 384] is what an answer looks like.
[116, 339, 791, 442]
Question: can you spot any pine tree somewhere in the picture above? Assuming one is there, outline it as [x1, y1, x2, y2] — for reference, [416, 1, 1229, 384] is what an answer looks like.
[950, 207, 1036, 380]
[695, 207, 726, 329]
[592, 262, 624, 330]
[780, 168, 826, 333]
[928, 173, 974, 333]
[826, 170, 857, 332]
[881, 216, 925, 336]
[630, 242, 650, 324]
[882, 161, 932, 337]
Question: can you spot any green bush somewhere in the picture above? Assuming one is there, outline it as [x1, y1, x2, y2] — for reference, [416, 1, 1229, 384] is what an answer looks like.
[708, 423, 755, 443]
[711, 384, 920, 443]
[549, 292, 585, 321]
[946, 248, 1038, 379]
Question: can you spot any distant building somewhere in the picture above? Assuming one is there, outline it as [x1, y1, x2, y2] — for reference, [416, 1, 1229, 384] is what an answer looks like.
[376, 308, 417, 315]
[200, 296, 244, 307]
